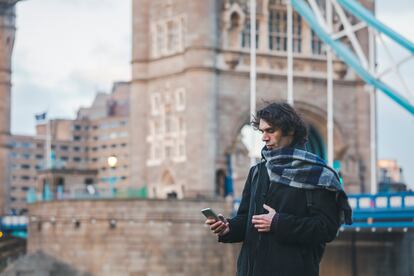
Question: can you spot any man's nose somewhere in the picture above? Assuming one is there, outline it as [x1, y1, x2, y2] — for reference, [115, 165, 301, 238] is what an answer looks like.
[262, 133, 268, 142]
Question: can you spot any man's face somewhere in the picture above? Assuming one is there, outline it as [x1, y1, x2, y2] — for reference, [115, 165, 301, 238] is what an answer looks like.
[258, 119, 293, 150]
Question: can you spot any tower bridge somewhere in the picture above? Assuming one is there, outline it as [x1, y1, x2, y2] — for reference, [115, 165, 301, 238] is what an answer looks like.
[1, 0, 414, 275]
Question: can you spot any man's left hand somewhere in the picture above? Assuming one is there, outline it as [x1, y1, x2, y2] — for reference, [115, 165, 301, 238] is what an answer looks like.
[252, 204, 276, 232]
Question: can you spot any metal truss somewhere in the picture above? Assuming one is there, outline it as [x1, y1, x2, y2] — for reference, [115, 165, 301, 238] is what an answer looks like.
[291, 0, 414, 116]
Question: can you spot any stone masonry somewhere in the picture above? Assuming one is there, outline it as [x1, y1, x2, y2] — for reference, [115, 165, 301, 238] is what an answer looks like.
[130, 0, 375, 200]
[27, 199, 237, 276]
[0, 1, 18, 215]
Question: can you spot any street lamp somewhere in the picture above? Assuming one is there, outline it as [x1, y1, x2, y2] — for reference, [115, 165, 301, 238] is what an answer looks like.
[107, 155, 118, 168]
[107, 155, 118, 197]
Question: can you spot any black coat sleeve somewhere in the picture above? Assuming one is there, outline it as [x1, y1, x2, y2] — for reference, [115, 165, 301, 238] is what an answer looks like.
[219, 166, 255, 243]
[270, 189, 340, 245]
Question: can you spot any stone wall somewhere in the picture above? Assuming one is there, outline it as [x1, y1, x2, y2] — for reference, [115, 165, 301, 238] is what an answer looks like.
[27, 199, 238, 276]
[26, 200, 414, 276]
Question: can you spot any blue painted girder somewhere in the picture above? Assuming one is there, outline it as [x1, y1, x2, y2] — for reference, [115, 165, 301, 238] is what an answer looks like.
[290, 0, 414, 116]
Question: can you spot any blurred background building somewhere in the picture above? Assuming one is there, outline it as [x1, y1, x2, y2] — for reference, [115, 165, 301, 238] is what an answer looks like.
[378, 159, 408, 192]
[6, 82, 131, 214]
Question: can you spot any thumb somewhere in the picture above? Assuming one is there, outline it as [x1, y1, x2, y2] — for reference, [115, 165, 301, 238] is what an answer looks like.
[263, 204, 275, 214]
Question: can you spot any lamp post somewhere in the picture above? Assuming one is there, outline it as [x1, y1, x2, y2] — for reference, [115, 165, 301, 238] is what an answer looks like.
[107, 155, 118, 197]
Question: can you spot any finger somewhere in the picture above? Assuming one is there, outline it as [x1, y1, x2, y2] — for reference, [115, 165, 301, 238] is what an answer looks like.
[252, 215, 265, 220]
[252, 218, 266, 224]
[263, 204, 275, 213]
[210, 221, 223, 231]
[205, 218, 216, 225]
[217, 226, 229, 236]
[254, 222, 268, 228]
[213, 223, 226, 234]
[218, 214, 227, 222]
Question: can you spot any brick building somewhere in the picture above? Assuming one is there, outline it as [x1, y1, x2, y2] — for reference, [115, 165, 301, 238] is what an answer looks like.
[6, 82, 132, 214]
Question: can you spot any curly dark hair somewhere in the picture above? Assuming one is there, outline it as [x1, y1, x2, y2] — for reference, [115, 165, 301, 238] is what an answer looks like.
[251, 102, 308, 147]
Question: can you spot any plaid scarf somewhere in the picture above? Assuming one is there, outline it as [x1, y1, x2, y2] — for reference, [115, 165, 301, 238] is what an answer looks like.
[262, 147, 352, 225]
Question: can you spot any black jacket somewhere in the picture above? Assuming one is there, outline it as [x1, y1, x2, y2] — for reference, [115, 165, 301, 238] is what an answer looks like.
[219, 160, 340, 276]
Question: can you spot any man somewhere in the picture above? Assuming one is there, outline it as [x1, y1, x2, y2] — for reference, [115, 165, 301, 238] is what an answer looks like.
[206, 102, 352, 276]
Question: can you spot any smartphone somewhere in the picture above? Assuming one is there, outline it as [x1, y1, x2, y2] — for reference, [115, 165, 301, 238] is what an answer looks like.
[201, 208, 224, 222]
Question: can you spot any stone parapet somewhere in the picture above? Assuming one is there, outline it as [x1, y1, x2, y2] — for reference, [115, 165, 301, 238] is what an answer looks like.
[27, 198, 238, 276]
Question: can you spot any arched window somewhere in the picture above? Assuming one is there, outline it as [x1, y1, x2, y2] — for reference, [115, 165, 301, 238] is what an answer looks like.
[161, 170, 175, 186]
[241, 17, 259, 49]
[306, 125, 326, 160]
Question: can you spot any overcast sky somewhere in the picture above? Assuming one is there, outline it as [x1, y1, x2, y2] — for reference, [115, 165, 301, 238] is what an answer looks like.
[11, 0, 414, 188]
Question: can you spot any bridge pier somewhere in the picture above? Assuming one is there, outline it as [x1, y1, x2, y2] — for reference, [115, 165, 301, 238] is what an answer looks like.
[322, 232, 413, 276]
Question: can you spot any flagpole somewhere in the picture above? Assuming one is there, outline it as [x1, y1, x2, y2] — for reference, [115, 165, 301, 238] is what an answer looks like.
[250, 0, 257, 167]
[46, 117, 51, 169]
[287, 0, 294, 105]
[326, 0, 334, 167]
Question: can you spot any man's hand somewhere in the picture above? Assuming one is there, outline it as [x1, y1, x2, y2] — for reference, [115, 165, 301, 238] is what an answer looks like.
[205, 214, 230, 236]
[252, 204, 276, 232]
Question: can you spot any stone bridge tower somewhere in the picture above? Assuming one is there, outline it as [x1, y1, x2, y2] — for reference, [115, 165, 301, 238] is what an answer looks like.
[130, 0, 374, 199]
[0, 0, 19, 214]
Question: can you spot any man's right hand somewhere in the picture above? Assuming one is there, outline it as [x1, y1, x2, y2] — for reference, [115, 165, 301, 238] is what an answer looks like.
[205, 215, 230, 236]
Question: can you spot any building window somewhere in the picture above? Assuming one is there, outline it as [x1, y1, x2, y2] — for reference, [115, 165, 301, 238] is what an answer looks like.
[175, 88, 186, 111]
[73, 157, 82, 162]
[61, 156, 69, 161]
[61, 145, 69, 151]
[167, 20, 179, 52]
[21, 175, 30, 181]
[242, 18, 259, 49]
[73, 136, 81, 141]
[35, 154, 43, 159]
[73, 146, 80, 151]
[293, 14, 302, 52]
[151, 15, 186, 58]
[269, 9, 286, 51]
[165, 116, 175, 133]
[268, 6, 302, 53]
[311, 30, 325, 55]
[21, 164, 30, 169]
[22, 142, 32, 148]
[151, 93, 162, 115]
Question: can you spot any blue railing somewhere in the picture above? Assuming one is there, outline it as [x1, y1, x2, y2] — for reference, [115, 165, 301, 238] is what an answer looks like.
[348, 192, 414, 210]
[344, 192, 414, 231]
[0, 216, 28, 239]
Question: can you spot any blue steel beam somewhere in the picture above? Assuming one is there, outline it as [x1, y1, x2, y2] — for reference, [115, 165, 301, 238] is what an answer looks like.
[337, 0, 414, 54]
[290, 0, 414, 116]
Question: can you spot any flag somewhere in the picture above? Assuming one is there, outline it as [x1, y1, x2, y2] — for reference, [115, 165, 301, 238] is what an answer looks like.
[35, 112, 47, 123]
